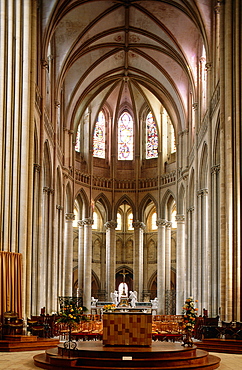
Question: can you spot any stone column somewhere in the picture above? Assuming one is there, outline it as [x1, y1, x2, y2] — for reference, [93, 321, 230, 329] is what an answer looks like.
[56, 205, 64, 298]
[64, 213, 75, 296]
[165, 222, 172, 292]
[77, 220, 85, 298]
[211, 165, 220, 316]
[133, 221, 145, 301]
[105, 220, 117, 299]
[83, 217, 94, 312]
[176, 214, 185, 314]
[156, 219, 166, 314]
[32, 164, 40, 315]
[201, 189, 209, 310]
[188, 207, 197, 300]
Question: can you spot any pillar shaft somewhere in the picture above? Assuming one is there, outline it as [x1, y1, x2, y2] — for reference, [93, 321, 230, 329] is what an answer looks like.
[83, 218, 93, 311]
[105, 220, 117, 298]
[133, 221, 145, 301]
[176, 215, 185, 314]
[77, 221, 85, 297]
[64, 213, 75, 296]
[156, 219, 166, 314]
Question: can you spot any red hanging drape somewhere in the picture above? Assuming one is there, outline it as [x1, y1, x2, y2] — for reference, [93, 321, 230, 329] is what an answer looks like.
[0, 251, 22, 322]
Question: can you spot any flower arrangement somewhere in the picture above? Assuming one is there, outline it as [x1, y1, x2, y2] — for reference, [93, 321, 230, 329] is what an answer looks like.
[57, 304, 88, 327]
[103, 304, 116, 311]
[182, 297, 198, 332]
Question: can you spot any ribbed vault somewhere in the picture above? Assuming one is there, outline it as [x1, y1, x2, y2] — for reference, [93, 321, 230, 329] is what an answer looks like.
[42, 0, 210, 137]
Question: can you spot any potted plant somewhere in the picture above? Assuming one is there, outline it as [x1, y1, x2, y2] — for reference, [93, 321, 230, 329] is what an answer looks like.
[182, 297, 198, 346]
[57, 303, 88, 352]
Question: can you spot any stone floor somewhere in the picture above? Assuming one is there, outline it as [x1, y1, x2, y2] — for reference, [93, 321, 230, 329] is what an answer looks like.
[0, 350, 241, 369]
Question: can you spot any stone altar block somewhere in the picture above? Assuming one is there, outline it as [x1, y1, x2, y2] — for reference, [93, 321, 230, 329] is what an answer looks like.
[102, 312, 152, 346]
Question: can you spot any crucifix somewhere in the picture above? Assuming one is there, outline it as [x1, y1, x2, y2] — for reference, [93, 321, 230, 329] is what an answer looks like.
[119, 268, 129, 283]
[119, 268, 129, 298]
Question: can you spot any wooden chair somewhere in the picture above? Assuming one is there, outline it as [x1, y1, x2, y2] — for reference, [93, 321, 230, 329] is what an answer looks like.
[9, 319, 24, 335]
[3, 311, 18, 335]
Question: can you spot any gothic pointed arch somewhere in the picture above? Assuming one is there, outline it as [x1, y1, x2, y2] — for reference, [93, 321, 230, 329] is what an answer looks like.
[43, 141, 52, 188]
[160, 189, 176, 219]
[138, 193, 158, 221]
[56, 166, 62, 206]
[188, 168, 195, 208]
[65, 182, 73, 213]
[74, 189, 89, 218]
[94, 193, 112, 221]
[114, 195, 136, 218]
[199, 143, 208, 189]
[116, 265, 133, 292]
[147, 271, 157, 300]
[177, 183, 185, 215]
[213, 116, 220, 166]
[91, 270, 101, 295]
[34, 124, 39, 165]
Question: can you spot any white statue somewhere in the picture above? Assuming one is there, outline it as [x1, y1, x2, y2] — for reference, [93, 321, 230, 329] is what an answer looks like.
[91, 297, 98, 306]
[151, 297, 158, 310]
[129, 291, 137, 308]
[110, 290, 118, 305]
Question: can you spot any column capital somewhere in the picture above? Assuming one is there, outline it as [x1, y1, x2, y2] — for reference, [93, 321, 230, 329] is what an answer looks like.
[43, 186, 54, 194]
[65, 213, 75, 221]
[192, 102, 198, 110]
[205, 62, 212, 71]
[77, 220, 85, 227]
[166, 221, 172, 228]
[132, 221, 146, 230]
[41, 59, 49, 70]
[83, 217, 94, 226]
[56, 204, 63, 210]
[104, 220, 117, 229]
[214, 1, 221, 14]
[211, 164, 220, 174]
[156, 218, 167, 227]
[175, 214, 185, 222]
[197, 188, 208, 197]
[187, 206, 195, 213]
[34, 163, 41, 172]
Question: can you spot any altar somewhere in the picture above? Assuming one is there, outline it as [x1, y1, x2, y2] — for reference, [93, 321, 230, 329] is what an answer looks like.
[102, 312, 152, 346]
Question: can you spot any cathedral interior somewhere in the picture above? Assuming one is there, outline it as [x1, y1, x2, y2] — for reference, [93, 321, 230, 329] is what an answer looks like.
[0, 0, 241, 323]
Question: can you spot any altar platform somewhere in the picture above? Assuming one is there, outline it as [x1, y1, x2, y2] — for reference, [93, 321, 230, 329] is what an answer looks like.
[33, 341, 221, 369]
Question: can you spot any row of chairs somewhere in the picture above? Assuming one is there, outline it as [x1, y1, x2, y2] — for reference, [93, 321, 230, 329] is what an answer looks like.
[58, 320, 103, 341]
[153, 315, 184, 322]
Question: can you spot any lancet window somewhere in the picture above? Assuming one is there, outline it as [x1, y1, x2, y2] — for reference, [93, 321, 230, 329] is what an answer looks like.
[118, 112, 133, 160]
[93, 110, 105, 158]
[146, 112, 158, 159]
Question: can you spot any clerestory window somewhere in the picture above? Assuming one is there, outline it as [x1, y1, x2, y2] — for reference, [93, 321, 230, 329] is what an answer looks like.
[146, 111, 158, 159]
[93, 110, 105, 158]
[118, 112, 133, 160]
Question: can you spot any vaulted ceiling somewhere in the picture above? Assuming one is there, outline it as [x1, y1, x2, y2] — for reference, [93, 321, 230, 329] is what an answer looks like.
[42, 0, 211, 136]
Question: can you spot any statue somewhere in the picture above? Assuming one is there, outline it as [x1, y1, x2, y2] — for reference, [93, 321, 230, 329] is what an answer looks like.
[110, 290, 118, 305]
[151, 297, 158, 310]
[129, 291, 137, 308]
[91, 297, 98, 306]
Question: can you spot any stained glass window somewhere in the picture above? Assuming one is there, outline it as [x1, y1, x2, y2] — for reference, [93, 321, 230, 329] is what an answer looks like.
[93, 111, 105, 158]
[118, 112, 133, 160]
[146, 112, 158, 159]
